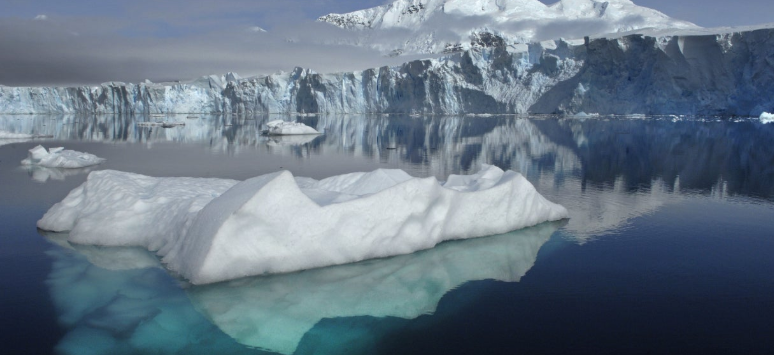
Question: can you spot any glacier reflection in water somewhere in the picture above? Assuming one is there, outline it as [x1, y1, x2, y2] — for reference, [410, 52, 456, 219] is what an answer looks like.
[41, 221, 561, 355]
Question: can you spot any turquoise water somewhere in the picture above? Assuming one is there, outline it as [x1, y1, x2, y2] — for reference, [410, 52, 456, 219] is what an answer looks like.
[1, 115, 773, 354]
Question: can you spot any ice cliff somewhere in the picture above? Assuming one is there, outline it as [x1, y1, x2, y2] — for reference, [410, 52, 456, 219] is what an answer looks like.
[1, 28, 773, 116]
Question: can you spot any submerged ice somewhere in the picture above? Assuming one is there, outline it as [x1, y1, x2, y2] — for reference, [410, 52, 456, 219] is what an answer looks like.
[188, 222, 561, 354]
[38, 165, 568, 284]
[41, 221, 559, 355]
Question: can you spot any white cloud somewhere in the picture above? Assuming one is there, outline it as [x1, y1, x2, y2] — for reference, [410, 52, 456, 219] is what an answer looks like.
[34, 14, 48, 21]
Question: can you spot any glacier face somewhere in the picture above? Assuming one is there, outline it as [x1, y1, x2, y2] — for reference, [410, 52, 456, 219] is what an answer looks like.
[1, 28, 773, 116]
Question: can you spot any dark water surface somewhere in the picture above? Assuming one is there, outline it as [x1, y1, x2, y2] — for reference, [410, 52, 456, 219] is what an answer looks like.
[1, 114, 773, 354]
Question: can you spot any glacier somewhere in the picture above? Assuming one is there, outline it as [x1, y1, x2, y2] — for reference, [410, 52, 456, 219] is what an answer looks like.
[37, 165, 568, 284]
[1, 27, 772, 116]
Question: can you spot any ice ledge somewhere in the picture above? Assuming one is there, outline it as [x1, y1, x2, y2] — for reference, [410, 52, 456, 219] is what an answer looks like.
[38, 165, 568, 284]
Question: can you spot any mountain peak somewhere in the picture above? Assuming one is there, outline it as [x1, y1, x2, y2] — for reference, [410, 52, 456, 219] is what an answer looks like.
[318, 0, 697, 55]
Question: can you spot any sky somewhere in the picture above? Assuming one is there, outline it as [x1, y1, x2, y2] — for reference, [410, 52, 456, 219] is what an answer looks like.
[0, 0, 772, 87]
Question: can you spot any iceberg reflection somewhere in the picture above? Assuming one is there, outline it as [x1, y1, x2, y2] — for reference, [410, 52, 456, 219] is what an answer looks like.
[187, 221, 561, 354]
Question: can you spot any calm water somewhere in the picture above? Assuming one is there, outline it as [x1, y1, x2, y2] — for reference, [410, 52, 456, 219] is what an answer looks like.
[1, 114, 773, 355]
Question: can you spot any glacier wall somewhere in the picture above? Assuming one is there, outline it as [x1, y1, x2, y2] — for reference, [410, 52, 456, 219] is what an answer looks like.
[1, 28, 772, 116]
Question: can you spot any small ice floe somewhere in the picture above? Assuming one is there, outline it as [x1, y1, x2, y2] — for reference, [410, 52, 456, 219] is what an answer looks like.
[262, 120, 320, 136]
[137, 121, 186, 128]
[21, 145, 105, 168]
[760, 112, 774, 124]
[570, 112, 600, 119]
[38, 165, 568, 285]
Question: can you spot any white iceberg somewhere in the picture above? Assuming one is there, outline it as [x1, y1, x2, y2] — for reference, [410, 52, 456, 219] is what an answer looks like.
[263, 120, 320, 135]
[21, 145, 105, 168]
[38, 165, 568, 284]
[760, 112, 774, 124]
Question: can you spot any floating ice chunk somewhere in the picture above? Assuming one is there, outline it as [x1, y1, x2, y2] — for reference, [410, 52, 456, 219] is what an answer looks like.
[760, 112, 774, 124]
[263, 120, 320, 135]
[21, 145, 105, 168]
[39, 165, 568, 284]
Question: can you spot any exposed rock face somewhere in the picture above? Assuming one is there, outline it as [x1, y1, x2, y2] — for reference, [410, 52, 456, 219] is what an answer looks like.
[1, 29, 773, 116]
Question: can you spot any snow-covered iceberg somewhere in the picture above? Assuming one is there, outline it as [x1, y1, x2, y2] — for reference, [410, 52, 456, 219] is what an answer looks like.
[21, 145, 105, 168]
[760, 112, 774, 124]
[38, 165, 568, 284]
[263, 120, 320, 135]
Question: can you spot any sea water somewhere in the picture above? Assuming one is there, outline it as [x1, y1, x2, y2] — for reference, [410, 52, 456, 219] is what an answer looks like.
[1, 114, 773, 354]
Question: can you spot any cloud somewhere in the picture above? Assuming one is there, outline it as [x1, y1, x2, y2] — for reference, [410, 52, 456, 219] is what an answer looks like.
[34, 14, 48, 21]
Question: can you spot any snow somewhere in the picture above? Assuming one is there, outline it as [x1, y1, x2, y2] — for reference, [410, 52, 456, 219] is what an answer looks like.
[21, 145, 105, 169]
[37, 170, 237, 250]
[317, 0, 698, 55]
[263, 120, 320, 135]
[760, 112, 774, 124]
[38, 165, 568, 285]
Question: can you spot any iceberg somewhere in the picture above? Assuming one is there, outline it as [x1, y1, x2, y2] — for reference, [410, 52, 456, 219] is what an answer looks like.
[38, 165, 568, 284]
[263, 120, 320, 135]
[760, 112, 774, 124]
[21, 145, 105, 168]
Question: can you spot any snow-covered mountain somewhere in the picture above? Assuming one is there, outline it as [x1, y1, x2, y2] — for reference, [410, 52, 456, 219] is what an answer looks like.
[318, 0, 698, 55]
[1, 28, 773, 116]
